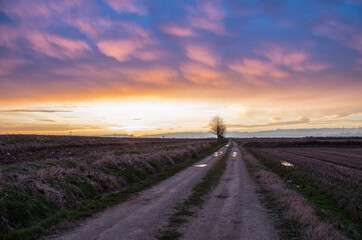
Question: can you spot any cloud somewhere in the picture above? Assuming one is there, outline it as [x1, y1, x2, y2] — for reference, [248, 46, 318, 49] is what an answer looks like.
[0, 58, 28, 76]
[229, 58, 288, 79]
[0, 123, 102, 132]
[104, 0, 147, 15]
[26, 32, 91, 59]
[187, 1, 226, 34]
[185, 44, 219, 67]
[120, 67, 178, 84]
[271, 117, 282, 122]
[256, 46, 330, 72]
[160, 24, 195, 37]
[97, 40, 143, 62]
[228, 116, 310, 128]
[96, 23, 154, 62]
[313, 19, 362, 54]
[0, 109, 73, 113]
[34, 119, 57, 122]
[180, 62, 228, 86]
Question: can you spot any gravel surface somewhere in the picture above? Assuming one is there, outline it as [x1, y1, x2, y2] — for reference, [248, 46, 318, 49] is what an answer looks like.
[179, 141, 278, 240]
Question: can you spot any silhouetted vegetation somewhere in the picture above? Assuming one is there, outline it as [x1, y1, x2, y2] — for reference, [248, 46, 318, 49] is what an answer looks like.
[209, 116, 227, 142]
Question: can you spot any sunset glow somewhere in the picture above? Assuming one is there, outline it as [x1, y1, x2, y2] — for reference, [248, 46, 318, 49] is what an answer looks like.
[0, 0, 361, 135]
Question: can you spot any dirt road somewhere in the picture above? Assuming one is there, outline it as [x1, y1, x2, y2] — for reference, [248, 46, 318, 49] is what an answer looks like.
[51, 142, 278, 240]
[179, 141, 278, 240]
[50, 144, 230, 240]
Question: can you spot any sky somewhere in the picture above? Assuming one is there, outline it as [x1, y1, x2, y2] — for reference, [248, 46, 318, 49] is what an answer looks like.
[0, 0, 361, 136]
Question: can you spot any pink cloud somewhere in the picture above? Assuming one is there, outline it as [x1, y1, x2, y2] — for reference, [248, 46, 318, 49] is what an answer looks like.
[160, 24, 195, 37]
[313, 19, 362, 54]
[96, 25, 155, 62]
[104, 0, 147, 15]
[0, 25, 19, 47]
[26, 32, 90, 59]
[71, 19, 103, 39]
[202, 1, 224, 20]
[229, 59, 289, 79]
[2, 0, 51, 18]
[97, 40, 142, 62]
[180, 62, 228, 86]
[185, 44, 219, 67]
[258, 46, 308, 68]
[256, 46, 330, 72]
[0, 58, 28, 76]
[49, 0, 83, 12]
[188, 17, 225, 34]
[133, 50, 164, 61]
[187, 1, 226, 34]
[304, 63, 330, 72]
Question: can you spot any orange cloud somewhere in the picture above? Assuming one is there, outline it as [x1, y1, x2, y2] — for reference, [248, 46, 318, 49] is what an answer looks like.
[120, 67, 178, 84]
[228, 116, 310, 128]
[1, 123, 102, 132]
[0, 109, 72, 113]
[180, 62, 228, 86]
[229, 59, 288, 79]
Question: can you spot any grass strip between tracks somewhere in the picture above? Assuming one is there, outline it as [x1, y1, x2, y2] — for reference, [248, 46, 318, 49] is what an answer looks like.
[4, 141, 227, 240]
[157, 145, 231, 239]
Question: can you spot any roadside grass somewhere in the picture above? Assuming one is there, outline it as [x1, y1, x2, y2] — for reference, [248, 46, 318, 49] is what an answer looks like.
[1, 141, 226, 240]
[239, 147, 301, 240]
[157, 146, 231, 240]
[247, 147, 360, 239]
[240, 145, 352, 240]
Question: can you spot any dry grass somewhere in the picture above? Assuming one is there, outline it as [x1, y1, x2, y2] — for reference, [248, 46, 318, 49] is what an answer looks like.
[239, 145, 347, 240]
[0, 136, 217, 238]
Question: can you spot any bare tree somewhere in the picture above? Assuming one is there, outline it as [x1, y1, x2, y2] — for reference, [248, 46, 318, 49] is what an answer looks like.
[209, 116, 227, 142]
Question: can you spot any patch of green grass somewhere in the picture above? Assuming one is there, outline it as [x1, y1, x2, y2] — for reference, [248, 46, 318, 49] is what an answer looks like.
[5, 141, 227, 240]
[26, 163, 47, 169]
[0, 187, 58, 240]
[1, 166, 28, 174]
[157, 146, 231, 240]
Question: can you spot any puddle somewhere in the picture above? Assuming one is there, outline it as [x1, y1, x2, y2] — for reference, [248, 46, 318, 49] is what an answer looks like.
[232, 151, 237, 157]
[214, 151, 223, 157]
[281, 161, 294, 167]
[194, 164, 207, 168]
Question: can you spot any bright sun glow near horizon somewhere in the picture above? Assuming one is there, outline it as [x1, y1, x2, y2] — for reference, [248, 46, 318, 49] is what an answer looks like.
[0, 1, 361, 135]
